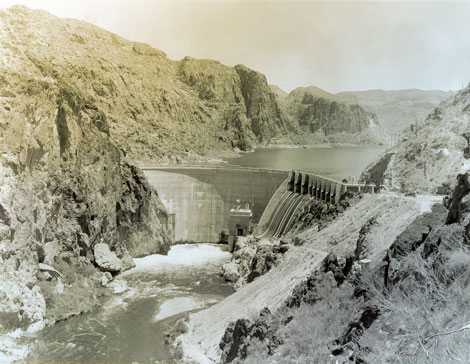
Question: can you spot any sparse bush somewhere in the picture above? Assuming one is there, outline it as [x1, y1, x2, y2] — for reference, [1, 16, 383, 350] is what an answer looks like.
[242, 281, 361, 364]
[359, 235, 470, 363]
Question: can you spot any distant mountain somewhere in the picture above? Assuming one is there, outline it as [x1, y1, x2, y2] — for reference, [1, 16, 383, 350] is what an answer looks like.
[335, 89, 456, 134]
[278, 86, 454, 136]
[289, 86, 335, 100]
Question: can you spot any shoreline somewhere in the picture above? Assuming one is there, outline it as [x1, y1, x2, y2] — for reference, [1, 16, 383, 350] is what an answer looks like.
[137, 143, 389, 168]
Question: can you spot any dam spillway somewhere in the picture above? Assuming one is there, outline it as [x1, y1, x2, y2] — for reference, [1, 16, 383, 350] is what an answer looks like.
[143, 166, 288, 243]
[255, 170, 377, 238]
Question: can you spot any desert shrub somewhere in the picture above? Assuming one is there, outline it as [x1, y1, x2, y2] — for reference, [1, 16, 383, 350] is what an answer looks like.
[242, 281, 361, 364]
[359, 235, 470, 363]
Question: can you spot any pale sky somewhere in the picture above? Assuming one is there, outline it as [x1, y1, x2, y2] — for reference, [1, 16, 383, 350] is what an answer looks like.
[1, 0, 470, 93]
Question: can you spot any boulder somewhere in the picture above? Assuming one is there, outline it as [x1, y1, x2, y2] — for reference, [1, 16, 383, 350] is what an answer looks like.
[222, 261, 240, 282]
[93, 243, 122, 273]
[121, 252, 136, 271]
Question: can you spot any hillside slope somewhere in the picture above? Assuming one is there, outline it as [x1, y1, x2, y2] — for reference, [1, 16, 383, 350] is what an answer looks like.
[178, 194, 426, 363]
[363, 85, 470, 193]
[0, 6, 291, 165]
[336, 89, 455, 134]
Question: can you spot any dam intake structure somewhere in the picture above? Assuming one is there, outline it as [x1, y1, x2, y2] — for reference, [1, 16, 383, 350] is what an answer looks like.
[255, 170, 376, 238]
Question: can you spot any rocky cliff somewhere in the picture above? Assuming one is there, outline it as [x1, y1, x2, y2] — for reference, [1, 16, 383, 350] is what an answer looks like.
[0, 6, 173, 336]
[272, 85, 454, 146]
[362, 84, 470, 193]
[285, 89, 377, 134]
[277, 87, 388, 146]
[0, 6, 290, 165]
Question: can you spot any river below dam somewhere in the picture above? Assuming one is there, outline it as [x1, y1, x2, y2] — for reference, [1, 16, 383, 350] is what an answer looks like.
[20, 244, 232, 363]
[225, 146, 387, 179]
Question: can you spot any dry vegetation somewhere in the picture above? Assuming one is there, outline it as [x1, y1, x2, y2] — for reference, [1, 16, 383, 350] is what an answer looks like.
[221, 181, 470, 364]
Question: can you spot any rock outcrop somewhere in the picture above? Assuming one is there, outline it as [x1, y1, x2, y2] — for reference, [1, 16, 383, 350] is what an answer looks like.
[93, 243, 122, 273]
[362, 85, 470, 193]
[0, 5, 173, 332]
[276, 87, 388, 146]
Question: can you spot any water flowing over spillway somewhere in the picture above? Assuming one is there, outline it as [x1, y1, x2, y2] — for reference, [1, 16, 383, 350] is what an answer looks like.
[257, 192, 309, 239]
[22, 244, 233, 363]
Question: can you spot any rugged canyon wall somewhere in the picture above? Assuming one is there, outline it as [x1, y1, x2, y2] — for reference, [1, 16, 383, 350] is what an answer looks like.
[362, 85, 470, 193]
[275, 87, 388, 146]
[0, 6, 291, 166]
[273, 85, 454, 138]
[284, 89, 377, 134]
[0, 6, 173, 333]
[0, 4, 296, 334]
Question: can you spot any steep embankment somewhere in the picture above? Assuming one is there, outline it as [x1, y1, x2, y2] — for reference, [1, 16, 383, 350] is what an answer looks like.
[363, 85, 470, 193]
[0, 6, 174, 342]
[178, 193, 429, 363]
[0, 5, 291, 165]
[274, 87, 386, 146]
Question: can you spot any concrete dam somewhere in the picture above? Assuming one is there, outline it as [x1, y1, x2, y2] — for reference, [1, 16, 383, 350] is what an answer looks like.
[143, 167, 374, 244]
[143, 166, 288, 243]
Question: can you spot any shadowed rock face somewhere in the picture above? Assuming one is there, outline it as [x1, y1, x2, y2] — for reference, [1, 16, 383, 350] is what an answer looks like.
[287, 91, 377, 135]
[0, 6, 173, 330]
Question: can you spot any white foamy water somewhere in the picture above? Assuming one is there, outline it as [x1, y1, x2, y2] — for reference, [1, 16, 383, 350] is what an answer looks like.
[125, 243, 231, 274]
[24, 243, 233, 363]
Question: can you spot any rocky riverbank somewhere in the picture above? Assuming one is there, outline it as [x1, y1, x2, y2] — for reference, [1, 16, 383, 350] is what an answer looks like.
[214, 187, 463, 364]
[176, 182, 462, 364]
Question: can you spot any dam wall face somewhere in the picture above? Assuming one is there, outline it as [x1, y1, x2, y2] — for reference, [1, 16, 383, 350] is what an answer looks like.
[144, 167, 287, 243]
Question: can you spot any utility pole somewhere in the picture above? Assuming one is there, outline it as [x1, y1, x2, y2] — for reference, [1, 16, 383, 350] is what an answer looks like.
[415, 118, 418, 136]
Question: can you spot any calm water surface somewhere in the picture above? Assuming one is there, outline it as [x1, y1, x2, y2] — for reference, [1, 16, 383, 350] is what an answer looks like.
[225, 146, 387, 180]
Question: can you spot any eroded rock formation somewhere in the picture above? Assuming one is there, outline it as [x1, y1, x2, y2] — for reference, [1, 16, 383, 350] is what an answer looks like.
[0, 6, 173, 332]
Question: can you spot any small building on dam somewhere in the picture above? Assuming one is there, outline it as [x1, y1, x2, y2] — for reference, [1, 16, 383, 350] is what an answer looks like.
[143, 167, 287, 243]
